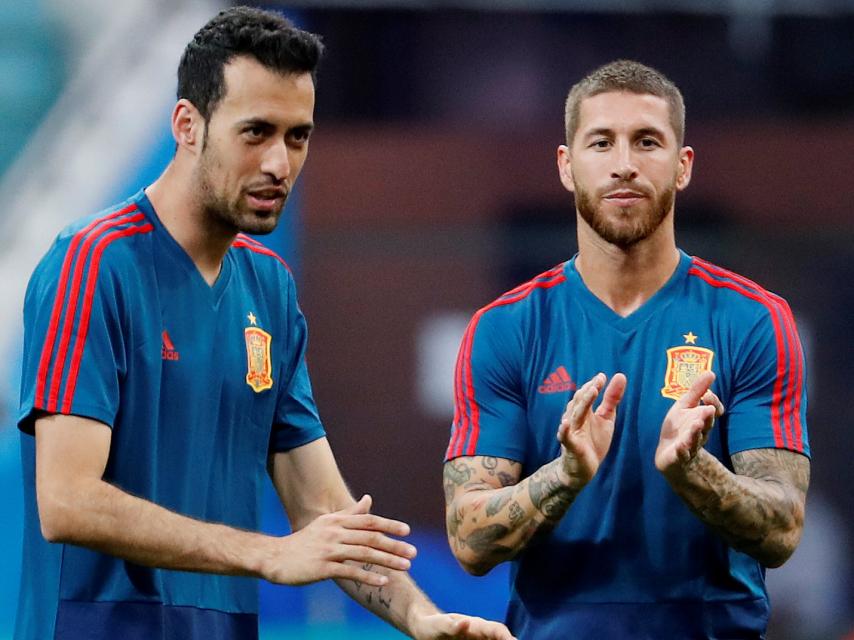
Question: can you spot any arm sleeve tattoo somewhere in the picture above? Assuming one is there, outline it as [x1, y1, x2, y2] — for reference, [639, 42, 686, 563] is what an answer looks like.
[443, 455, 579, 575]
[664, 447, 809, 567]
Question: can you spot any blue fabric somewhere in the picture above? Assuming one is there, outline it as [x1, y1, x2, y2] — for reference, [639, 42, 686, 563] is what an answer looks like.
[16, 190, 325, 639]
[447, 251, 809, 639]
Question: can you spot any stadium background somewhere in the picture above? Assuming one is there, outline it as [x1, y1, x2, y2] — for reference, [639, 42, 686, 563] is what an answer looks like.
[0, 1, 852, 638]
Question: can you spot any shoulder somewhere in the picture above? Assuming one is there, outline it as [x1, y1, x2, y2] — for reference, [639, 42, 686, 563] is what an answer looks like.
[229, 234, 293, 282]
[471, 263, 569, 329]
[30, 199, 153, 292]
[685, 255, 794, 327]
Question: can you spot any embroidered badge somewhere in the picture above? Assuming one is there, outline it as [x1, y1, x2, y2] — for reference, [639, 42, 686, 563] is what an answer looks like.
[245, 324, 273, 393]
[661, 345, 714, 400]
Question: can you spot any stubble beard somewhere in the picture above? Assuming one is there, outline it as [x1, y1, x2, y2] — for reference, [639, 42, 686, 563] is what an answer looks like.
[575, 182, 675, 250]
[194, 144, 285, 237]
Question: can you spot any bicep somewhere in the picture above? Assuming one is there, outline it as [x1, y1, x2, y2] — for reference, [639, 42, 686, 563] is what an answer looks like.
[731, 448, 810, 497]
[268, 437, 353, 529]
[443, 456, 522, 507]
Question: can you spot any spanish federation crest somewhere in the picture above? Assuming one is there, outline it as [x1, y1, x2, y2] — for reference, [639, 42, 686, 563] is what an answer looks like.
[244, 326, 273, 392]
[661, 346, 714, 400]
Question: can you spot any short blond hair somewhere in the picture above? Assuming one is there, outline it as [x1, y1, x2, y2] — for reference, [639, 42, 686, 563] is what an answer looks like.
[564, 59, 685, 146]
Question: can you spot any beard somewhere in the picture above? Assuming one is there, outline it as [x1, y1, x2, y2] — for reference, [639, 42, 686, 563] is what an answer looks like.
[575, 181, 675, 249]
[194, 144, 286, 237]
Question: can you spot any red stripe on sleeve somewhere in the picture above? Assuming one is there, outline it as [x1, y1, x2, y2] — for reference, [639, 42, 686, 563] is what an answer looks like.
[35, 205, 138, 410]
[447, 317, 477, 459]
[60, 223, 154, 413]
[693, 258, 805, 452]
[688, 264, 790, 449]
[454, 273, 566, 458]
[232, 240, 291, 271]
[45, 212, 145, 411]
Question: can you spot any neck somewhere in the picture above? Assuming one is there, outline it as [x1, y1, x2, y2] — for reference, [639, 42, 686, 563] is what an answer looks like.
[575, 214, 680, 317]
[145, 162, 235, 286]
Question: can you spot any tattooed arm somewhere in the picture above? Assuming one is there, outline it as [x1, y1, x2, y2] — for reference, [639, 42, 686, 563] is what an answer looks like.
[444, 373, 627, 576]
[270, 438, 515, 639]
[655, 371, 810, 567]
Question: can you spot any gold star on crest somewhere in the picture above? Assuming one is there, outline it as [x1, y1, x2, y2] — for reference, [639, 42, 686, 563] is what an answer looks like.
[247, 312, 257, 326]
[683, 331, 698, 345]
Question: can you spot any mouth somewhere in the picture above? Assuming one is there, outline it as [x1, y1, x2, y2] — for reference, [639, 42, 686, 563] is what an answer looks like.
[602, 189, 646, 208]
[246, 189, 287, 213]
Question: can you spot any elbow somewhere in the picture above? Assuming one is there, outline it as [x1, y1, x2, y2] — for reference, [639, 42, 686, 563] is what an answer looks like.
[448, 543, 499, 577]
[36, 482, 83, 544]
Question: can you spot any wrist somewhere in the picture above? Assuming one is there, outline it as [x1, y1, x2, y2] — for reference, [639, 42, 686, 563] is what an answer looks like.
[557, 452, 590, 492]
[405, 600, 440, 636]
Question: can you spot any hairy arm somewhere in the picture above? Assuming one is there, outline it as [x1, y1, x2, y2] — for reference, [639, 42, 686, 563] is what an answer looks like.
[35, 413, 413, 586]
[445, 373, 627, 576]
[662, 448, 809, 567]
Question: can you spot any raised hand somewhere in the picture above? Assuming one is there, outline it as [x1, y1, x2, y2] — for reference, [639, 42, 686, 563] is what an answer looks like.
[262, 494, 416, 587]
[655, 371, 724, 475]
[557, 372, 627, 487]
[410, 612, 516, 640]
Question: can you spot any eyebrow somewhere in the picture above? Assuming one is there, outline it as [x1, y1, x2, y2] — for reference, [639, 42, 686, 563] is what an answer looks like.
[235, 118, 315, 132]
[582, 126, 667, 140]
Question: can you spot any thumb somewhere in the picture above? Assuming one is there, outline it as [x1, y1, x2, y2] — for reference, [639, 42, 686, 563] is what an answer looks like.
[343, 494, 372, 515]
[678, 371, 715, 408]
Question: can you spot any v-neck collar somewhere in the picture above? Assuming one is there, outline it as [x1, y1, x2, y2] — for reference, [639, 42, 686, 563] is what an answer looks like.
[565, 250, 690, 333]
[135, 190, 233, 305]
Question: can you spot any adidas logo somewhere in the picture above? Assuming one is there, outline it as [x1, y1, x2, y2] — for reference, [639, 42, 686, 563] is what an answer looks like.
[161, 330, 180, 361]
[538, 366, 576, 394]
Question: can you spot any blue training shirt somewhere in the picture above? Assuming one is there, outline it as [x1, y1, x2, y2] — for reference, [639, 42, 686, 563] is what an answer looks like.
[16, 190, 326, 640]
[446, 251, 809, 640]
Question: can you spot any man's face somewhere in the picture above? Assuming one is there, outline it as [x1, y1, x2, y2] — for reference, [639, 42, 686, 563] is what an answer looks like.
[193, 56, 315, 235]
[558, 91, 692, 249]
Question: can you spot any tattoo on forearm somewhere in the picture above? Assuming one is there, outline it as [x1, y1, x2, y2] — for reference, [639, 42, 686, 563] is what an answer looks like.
[528, 461, 575, 522]
[352, 563, 392, 610]
[466, 524, 512, 555]
[671, 448, 809, 566]
[508, 500, 524, 526]
[485, 491, 513, 517]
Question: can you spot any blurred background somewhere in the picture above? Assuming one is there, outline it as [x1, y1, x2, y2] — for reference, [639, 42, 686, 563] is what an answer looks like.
[1, 0, 852, 638]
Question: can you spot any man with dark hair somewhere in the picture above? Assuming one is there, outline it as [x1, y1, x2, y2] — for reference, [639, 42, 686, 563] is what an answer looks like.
[444, 59, 810, 639]
[16, 7, 513, 640]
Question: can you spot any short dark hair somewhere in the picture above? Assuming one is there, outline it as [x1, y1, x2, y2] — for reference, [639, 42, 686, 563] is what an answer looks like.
[177, 6, 324, 121]
[564, 59, 685, 146]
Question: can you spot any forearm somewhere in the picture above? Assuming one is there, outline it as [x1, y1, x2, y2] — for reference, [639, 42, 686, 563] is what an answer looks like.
[662, 449, 806, 567]
[336, 564, 438, 636]
[39, 476, 270, 577]
[446, 457, 579, 575]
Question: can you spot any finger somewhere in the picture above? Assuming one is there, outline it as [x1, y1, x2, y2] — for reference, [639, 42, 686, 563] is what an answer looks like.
[333, 543, 412, 571]
[701, 390, 725, 417]
[331, 561, 389, 587]
[678, 371, 715, 408]
[595, 372, 627, 421]
[340, 529, 417, 559]
[564, 373, 606, 426]
[338, 512, 411, 537]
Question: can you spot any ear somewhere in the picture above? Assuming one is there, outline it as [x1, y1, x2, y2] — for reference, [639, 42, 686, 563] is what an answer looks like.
[557, 145, 575, 193]
[172, 99, 205, 153]
[676, 145, 694, 191]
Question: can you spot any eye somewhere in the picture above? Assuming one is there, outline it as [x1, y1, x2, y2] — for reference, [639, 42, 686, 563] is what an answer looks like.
[639, 137, 660, 148]
[289, 128, 312, 145]
[589, 139, 611, 149]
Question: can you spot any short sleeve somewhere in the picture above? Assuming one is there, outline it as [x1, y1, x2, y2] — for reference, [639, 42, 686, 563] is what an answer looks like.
[269, 277, 325, 452]
[445, 307, 527, 462]
[18, 240, 126, 433]
[725, 300, 809, 457]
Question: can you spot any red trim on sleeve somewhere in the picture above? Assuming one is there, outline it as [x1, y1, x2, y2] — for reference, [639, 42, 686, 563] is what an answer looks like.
[35, 205, 138, 410]
[447, 269, 567, 459]
[689, 258, 804, 452]
[232, 237, 291, 271]
[61, 223, 154, 413]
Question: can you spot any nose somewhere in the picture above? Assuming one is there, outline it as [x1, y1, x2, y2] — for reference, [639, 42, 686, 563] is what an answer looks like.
[611, 141, 638, 182]
[260, 140, 291, 183]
